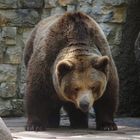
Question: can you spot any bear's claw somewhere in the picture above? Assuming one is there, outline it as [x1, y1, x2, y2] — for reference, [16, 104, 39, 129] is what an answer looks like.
[96, 122, 118, 131]
[25, 124, 46, 131]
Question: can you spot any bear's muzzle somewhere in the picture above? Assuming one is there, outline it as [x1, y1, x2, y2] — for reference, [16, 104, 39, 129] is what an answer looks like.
[77, 90, 94, 112]
[79, 98, 90, 112]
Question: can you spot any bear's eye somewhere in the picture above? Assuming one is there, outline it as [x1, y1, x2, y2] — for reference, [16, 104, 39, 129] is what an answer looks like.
[74, 87, 80, 92]
[90, 86, 98, 92]
[90, 86, 95, 91]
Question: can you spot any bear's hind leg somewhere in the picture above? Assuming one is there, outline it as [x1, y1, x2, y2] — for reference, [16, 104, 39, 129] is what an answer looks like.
[64, 103, 88, 128]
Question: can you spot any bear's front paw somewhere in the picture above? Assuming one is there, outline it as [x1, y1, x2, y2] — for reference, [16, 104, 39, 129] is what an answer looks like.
[96, 122, 118, 131]
[25, 123, 46, 131]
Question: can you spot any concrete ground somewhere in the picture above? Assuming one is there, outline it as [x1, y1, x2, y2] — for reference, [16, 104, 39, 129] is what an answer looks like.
[3, 117, 140, 140]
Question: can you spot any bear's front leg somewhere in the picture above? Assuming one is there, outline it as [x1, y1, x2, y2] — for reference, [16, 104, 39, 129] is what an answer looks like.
[25, 63, 62, 131]
[64, 103, 88, 129]
[26, 99, 61, 131]
[26, 113, 61, 131]
[26, 116, 46, 131]
[94, 92, 118, 131]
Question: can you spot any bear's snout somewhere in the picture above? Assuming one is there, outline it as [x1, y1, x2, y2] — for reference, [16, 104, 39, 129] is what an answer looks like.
[77, 91, 94, 112]
[79, 99, 90, 112]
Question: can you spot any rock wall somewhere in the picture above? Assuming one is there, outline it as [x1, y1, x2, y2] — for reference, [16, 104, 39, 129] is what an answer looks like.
[116, 0, 140, 116]
[134, 32, 140, 116]
[0, 0, 138, 117]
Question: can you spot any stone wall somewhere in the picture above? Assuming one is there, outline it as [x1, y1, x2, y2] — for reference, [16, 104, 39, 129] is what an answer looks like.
[0, 0, 132, 116]
[117, 0, 140, 116]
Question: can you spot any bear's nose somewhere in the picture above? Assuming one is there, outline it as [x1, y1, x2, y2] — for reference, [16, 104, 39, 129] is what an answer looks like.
[79, 101, 89, 112]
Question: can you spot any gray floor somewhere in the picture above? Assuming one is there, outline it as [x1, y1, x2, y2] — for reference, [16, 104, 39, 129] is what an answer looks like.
[3, 117, 140, 140]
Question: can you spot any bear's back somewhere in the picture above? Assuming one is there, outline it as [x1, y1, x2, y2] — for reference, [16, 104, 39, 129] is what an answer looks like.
[24, 12, 112, 68]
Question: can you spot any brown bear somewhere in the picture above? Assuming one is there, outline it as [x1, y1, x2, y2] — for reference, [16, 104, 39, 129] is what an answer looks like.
[24, 12, 119, 131]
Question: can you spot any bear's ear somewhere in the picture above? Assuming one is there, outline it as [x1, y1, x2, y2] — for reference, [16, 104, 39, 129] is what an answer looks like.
[92, 56, 109, 73]
[56, 60, 74, 80]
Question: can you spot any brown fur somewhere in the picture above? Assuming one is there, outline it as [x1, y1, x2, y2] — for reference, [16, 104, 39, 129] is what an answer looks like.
[24, 12, 119, 131]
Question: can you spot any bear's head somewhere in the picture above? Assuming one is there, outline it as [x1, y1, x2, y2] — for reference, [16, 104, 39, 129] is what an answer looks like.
[53, 55, 109, 112]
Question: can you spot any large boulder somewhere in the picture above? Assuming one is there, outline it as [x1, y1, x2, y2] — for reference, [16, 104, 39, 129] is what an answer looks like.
[0, 117, 13, 140]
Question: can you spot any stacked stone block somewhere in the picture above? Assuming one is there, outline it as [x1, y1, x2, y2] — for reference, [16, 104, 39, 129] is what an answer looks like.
[0, 0, 128, 116]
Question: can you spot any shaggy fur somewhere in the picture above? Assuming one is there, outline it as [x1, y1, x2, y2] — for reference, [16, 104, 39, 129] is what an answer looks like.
[24, 12, 119, 131]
